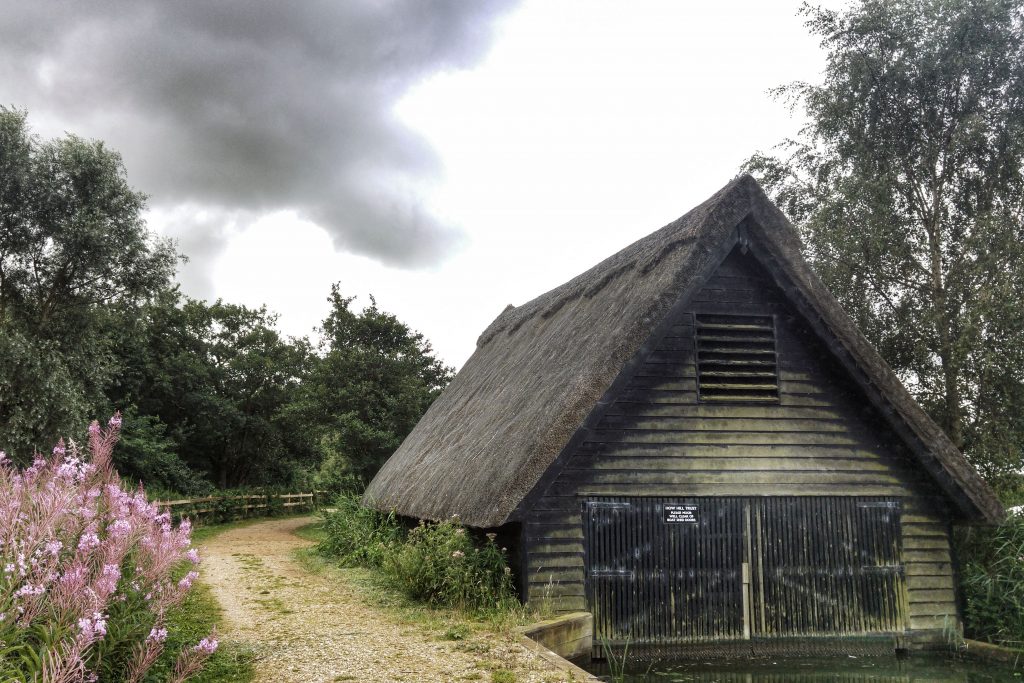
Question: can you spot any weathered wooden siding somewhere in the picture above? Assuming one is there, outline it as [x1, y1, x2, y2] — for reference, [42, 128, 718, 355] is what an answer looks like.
[520, 248, 959, 644]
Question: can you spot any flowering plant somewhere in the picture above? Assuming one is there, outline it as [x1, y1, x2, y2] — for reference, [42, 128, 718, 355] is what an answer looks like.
[387, 517, 516, 612]
[0, 414, 216, 682]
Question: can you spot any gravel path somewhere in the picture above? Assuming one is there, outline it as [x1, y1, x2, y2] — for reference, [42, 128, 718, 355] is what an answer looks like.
[198, 516, 575, 683]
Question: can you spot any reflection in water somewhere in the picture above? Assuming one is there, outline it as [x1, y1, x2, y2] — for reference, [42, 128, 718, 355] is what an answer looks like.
[585, 656, 1021, 682]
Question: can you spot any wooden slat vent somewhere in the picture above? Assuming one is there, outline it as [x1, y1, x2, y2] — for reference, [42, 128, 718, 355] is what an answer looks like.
[695, 313, 779, 403]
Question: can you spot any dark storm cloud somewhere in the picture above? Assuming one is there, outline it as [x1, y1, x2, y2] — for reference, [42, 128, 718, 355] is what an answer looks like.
[0, 0, 516, 286]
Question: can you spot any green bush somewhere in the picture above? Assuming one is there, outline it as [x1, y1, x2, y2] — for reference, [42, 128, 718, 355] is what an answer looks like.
[387, 518, 517, 612]
[956, 512, 1024, 646]
[317, 495, 518, 613]
[317, 492, 404, 568]
[113, 412, 215, 496]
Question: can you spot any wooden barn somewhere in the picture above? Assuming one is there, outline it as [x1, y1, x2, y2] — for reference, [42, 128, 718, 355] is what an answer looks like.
[364, 175, 1003, 655]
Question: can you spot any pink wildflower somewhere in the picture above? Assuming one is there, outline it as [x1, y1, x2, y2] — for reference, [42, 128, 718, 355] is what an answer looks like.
[15, 583, 45, 598]
[78, 532, 101, 551]
[170, 629, 219, 682]
[186, 549, 201, 564]
[96, 564, 121, 595]
[109, 519, 133, 536]
[77, 612, 108, 642]
[178, 570, 199, 590]
[194, 637, 218, 655]
[0, 415, 206, 680]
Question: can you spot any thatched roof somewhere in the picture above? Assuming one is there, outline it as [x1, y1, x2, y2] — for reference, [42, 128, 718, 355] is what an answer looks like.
[364, 175, 1003, 527]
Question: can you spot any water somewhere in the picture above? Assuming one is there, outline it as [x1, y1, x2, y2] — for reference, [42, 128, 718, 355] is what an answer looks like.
[585, 656, 1024, 682]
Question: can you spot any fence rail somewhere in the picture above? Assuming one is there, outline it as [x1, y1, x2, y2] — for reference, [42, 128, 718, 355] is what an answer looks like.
[154, 491, 324, 519]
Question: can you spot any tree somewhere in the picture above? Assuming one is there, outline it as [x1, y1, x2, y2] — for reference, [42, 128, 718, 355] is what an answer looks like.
[745, 0, 1024, 493]
[0, 108, 177, 455]
[296, 285, 453, 486]
[107, 290, 314, 489]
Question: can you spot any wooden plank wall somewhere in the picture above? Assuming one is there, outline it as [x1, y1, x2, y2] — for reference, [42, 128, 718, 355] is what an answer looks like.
[521, 248, 959, 644]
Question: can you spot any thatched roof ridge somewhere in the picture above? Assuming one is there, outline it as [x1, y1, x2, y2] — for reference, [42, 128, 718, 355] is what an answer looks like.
[364, 175, 1003, 527]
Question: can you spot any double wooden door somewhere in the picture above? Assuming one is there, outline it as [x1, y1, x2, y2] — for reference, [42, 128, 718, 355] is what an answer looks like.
[583, 496, 907, 651]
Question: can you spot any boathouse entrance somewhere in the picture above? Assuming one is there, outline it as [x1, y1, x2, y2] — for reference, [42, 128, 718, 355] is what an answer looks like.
[584, 496, 907, 653]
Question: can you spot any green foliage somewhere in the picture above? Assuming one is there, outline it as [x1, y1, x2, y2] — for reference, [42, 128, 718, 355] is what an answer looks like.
[293, 286, 453, 485]
[312, 434, 367, 495]
[956, 513, 1024, 646]
[115, 412, 213, 496]
[744, 0, 1024, 493]
[386, 519, 517, 613]
[317, 494, 517, 613]
[109, 291, 315, 490]
[317, 493, 404, 568]
[0, 107, 177, 455]
[0, 330, 87, 463]
[442, 623, 471, 641]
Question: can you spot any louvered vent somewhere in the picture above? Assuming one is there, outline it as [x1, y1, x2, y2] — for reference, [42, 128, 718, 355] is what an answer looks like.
[695, 313, 779, 402]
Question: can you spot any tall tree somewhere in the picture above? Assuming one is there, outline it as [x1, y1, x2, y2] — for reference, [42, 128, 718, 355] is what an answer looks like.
[108, 291, 314, 489]
[0, 108, 177, 455]
[745, 0, 1024, 492]
[295, 286, 453, 486]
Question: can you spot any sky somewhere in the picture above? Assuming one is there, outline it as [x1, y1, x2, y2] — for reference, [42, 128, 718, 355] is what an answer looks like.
[0, 0, 843, 368]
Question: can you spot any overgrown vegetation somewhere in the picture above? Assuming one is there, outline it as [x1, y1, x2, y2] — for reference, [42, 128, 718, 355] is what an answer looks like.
[317, 494, 518, 613]
[317, 492, 404, 568]
[956, 512, 1024, 647]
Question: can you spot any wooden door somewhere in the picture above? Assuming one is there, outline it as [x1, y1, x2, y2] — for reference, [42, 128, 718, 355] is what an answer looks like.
[583, 496, 907, 655]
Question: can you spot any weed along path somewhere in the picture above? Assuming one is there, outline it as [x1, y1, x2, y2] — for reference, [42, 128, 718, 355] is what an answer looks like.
[198, 516, 576, 683]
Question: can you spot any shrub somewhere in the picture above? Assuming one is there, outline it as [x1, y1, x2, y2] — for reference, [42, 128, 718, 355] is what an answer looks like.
[386, 518, 517, 612]
[317, 493, 403, 569]
[0, 415, 217, 682]
[317, 496, 518, 613]
[957, 511, 1024, 646]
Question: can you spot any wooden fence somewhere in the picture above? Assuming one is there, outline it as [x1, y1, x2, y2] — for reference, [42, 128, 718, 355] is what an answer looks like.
[154, 491, 324, 521]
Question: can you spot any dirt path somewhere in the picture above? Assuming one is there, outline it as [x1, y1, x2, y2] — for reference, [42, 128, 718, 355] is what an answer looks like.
[198, 516, 574, 683]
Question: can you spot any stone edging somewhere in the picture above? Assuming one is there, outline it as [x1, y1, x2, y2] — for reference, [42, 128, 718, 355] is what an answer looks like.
[515, 612, 600, 681]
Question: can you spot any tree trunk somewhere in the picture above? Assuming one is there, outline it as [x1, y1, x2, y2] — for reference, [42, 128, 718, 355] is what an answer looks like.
[927, 214, 965, 450]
